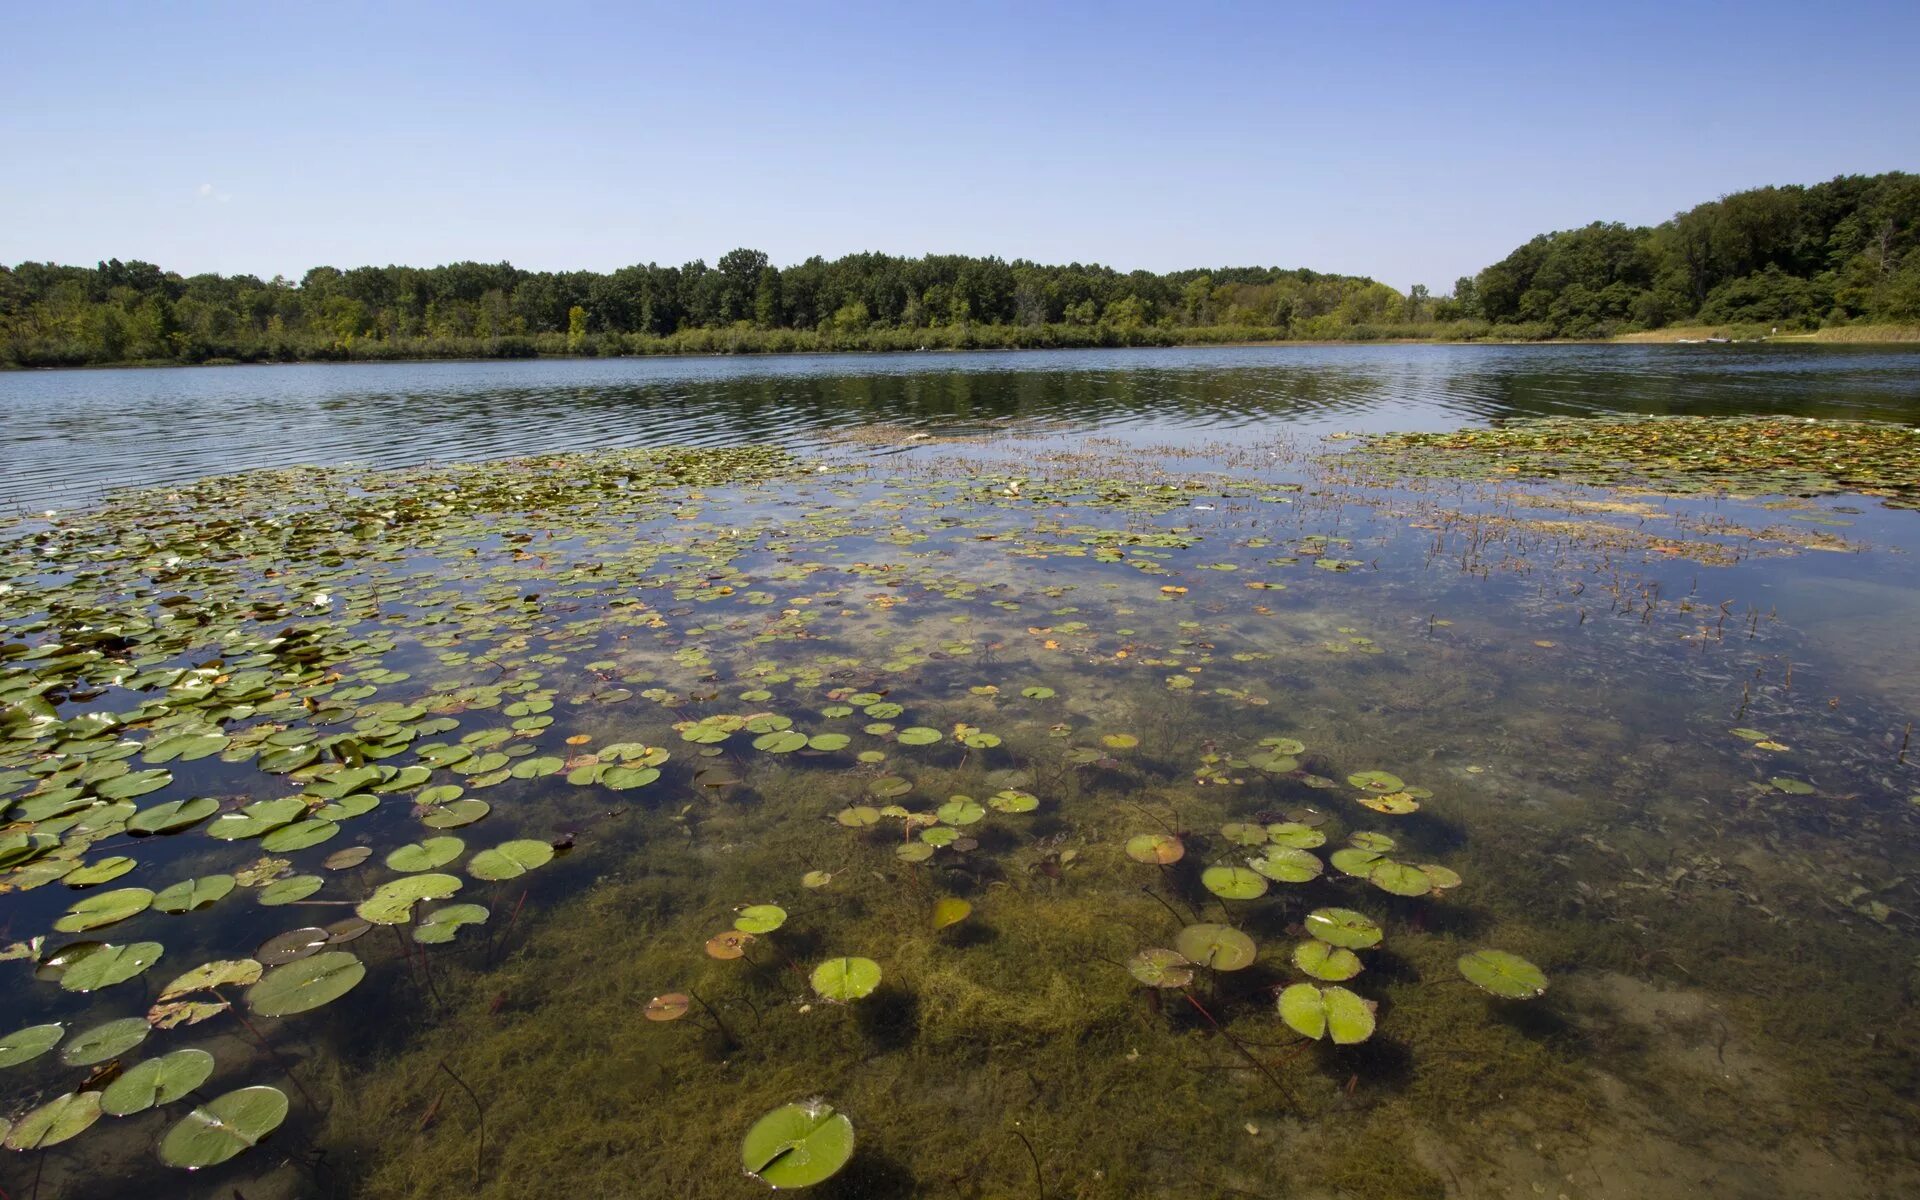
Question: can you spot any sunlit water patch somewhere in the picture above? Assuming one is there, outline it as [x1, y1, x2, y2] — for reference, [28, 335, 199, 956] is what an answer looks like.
[1, 424, 1917, 1200]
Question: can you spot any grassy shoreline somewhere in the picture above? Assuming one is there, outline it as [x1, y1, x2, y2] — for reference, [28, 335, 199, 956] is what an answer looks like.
[6, 321, 1919, 372]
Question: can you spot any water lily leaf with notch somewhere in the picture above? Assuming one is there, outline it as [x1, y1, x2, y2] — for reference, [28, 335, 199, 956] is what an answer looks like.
[95, 769, 172, 800]
[60, 1016, 149, 1065]
[386, 837, 465, 873]
[64, 856, 137, 887]
[152, 875, 235, 914]
[1292, 940, 1363, 981]
[1127, 947, 1193, 988]
[127, 797, 219, 836]
[1348, 831, 1397, 852]
[932, 897, 971, 930]
[811, 956, 882, 1001]
[1304, 908, 1383, 949]
[936, 796, 986, 825]
[734, 905, 788, 934]
[1125, 833, 1184, 864]
[100, 1048, 216, 1116]
[835, 806, 881, 828]
[1258, 737, 1307, 755]
[59, 941, 163, 992]
[1219, 822, 1269, 846]
[414, 903, 489, 944]
[896, 727, 942, 746]
[1173, 923, 1257, 971]
[1277, 983, 1375, 1043]
[1346, 771, 1404, 793]
[0, 1023, 63, 1069]
[753, 730, 809, 754]
[421, 799, 489, 829]
[601, 765, 661, 790]
[467, 839, 554, 881]
[358, 874, 462, 924]
[247, 951, 366, 1016]
[4, 1091, 102, 1151]
[987, 788, 1037, 813]
[259, 875, 323, 906]
[806, 733, 851, 752]
[1202, 865, 1269, 900]
[157, 1086, 289, 1168]
[1419, 863, 1463, 891]
[1247, 752, 1299, 773]
[260, 819, 340, 853]
[895, 842, 934, 863]
[161, 958, 263, 998]
[1330, 847, 1383, 877]
[741, 1100, 856, 1189]
[207, 798, 307, 841]
[1355, 791, 1419, 815]
[1249, 846, 1323, 884]
[314, 794, 378, 821]
[1457, 949, 1548, 998]
[1366, 860, 1433, 897]
[55, 886, 154, 932]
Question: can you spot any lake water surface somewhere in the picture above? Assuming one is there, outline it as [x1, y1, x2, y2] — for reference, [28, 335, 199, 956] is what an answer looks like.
[2, 345, 1919, 1200]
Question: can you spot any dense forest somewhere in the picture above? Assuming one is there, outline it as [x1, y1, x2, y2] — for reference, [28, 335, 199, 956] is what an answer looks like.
[2, 172, 1915, 367]
[1460, 171, 1920, 337]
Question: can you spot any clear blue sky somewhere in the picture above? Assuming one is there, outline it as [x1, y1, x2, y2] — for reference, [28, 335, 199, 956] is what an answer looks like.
[3, 1, 1916, 293]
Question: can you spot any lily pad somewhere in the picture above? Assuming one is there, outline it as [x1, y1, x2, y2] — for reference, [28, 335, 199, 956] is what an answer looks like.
[1457, 949, 1548, 998]
[4, 1091, 102, 1151]
[127, 797, 220, 836]
[157, 1086, 289, 1168]
[61, 1016, 149, 1065]
[258, 874, 324, 906]
[358, 874, 461, 924]
[54, 886, 154, 932]
[1249, 846, 1323, 884]
[1304, 908, 1382, 950]
[160, 958, 264, 998]
[811, 956, 882, 1001]
[1277, 983, 1376, 1043]
[0, 1023, 63, 1069]
[932, 897, 972, 930]
[59, 940, 163, 992]
[1201, 865, 1269, 900]
[247, 951, 367, 1016]
[1127, 947, 1193, 988]
[414, 902, 490, 944]
[1347, 770, 1405, 793]
[100, 1049, 217, 1116]
[1292, 940, 1363, 981]
[467, 839, 554, 881]
[1125, 833, 1184, 864]
[154, 875, 236, 913]
[741, 1100, 856, 1189]
[386, 836, 465, 873]
[734, 904, 788, 934]
[1173, 923, 1256, 971]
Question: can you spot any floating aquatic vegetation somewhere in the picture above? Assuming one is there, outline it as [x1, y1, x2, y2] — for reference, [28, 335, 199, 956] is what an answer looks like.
[247, 952, 366, 1016]
[1128, 947, 1195, 988]
[1304, 908, 1382, 950]
[1456, 949, 1548, 998]
[4, 1090, 101, 1151]
[1173, 923, 1257, 971]
[1125, 833, 1184, 864]
[100, 1048, 216, 1116]
[0, 1024, 62, 1069]
[157, 1085, 289, 1169]
[1277, 983, 1376, 1043]
[741, 1100, 855, 1189]
[811, 956, 882, 1001]
[734, 905, 789, 934]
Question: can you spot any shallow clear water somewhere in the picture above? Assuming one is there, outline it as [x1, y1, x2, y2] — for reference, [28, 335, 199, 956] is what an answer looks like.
[2, 346, 1919, 1200]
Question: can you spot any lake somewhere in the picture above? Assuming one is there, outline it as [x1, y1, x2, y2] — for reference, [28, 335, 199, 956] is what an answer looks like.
[2, 344, 1919, 1200]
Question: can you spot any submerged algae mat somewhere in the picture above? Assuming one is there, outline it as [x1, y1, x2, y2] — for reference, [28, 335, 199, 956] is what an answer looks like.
[2, 433, 1919, 1199]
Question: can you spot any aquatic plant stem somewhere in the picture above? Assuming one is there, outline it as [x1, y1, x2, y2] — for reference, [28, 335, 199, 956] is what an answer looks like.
[213, 986, 319, 1112]
[687, 988, 738, 1045]
[1010, 1128, 1045, 1199]
[438, 1061, 486, 1186]
[1180, 990, 1298, 1110]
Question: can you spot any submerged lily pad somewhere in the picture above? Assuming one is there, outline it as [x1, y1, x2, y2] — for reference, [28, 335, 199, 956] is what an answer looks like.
[157, 1086, 289, 1168]
[1277, 983, 1376, 1043]
[811, 956, 882, 1001]
[741, 1100, 856, 1189]
[1127, 947, 1193, 988]
[1173, 923, 1256, 971]
[1457, 949, 1548, 998]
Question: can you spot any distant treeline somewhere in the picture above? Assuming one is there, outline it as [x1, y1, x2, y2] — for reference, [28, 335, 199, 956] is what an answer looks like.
[3, 172, 1915, 367]
[1457, 171, 1920, 337]
[0, 253, 1442, 368]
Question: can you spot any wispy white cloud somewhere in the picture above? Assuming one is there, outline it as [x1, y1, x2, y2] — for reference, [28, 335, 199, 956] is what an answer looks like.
[195, 182, 232, 203]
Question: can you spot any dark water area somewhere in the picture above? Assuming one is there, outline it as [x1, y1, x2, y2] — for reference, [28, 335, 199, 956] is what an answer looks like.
[5, 343, 1920, 510]
[2, 345, 1919, 1200]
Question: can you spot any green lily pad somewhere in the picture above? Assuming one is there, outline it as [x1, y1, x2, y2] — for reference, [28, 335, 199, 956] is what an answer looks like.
[735, 904, 788, 934]
[1127, 948, 1194, 988]
[0, 1023, 63, 1069]
[1249, 846, 1323, 883]
[154, 874, 236, 913]
[260, 818, 340, 853]
[386, 836, 465, 872]
[60, 1016, 149, 1065]
[414, 903, 490, 944]
[127, 797, 220, 835]
[1277, 983, 1376, 1043]
[64, 856, 137, 887]
[54, 886, 154, 932]
[158, 1086, 289, 1168]
[1201, 865, 1269, 900]
[1173, 923, 1256, 971]
[1304, 908, 1382, 949]
[358, 874, 462, 924]
[1292, 940, 1363, 981]
[247, 951, 367, 1016]
[258, 874, 324, 906]
[160, 958, 263, 997]
[59, 940, 164, 992]
[753, 730, 809, 753]
[101, 1049, 217, 1116]
[896, 727, 943, 745]
[421, 798, 490, 829]
[467, 839, 554, 881]
[1366, 860, 1433, 897]
[811, 956, 882, 1001]
[4, 1091, 102, 1150]
[1125, 833, 1184, 864]
[1219, 822, 1270, 846]
[1347, 770, 1405, 793]
[1457, 949, 1548, 998]
[741, 1100, 856, 1189]
[936, 797, 986, 825]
